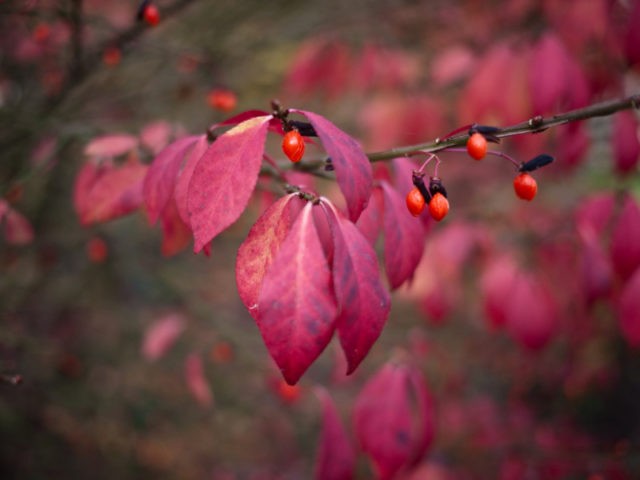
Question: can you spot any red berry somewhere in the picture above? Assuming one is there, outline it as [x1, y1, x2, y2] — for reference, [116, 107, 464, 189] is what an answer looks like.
[282, 130, 305, 163]
[428, 193, 449, 221]
[86, 237, 108, 263]
[206, 88, 237, 112]
[513, 173, 537, 201]
[143, 4, 160, 26]
[102, 47, 122, 67]
[406, 187, 426, 217]
[467, 132, 487, 160]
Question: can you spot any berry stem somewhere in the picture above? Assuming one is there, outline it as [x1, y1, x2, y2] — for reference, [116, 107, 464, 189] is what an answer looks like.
[447, 147, 520, 168]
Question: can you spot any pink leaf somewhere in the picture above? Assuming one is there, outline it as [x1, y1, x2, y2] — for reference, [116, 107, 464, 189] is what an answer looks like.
[322, 199, 390, 374]
[139, 120, 173, 154]
[354, 362, 433, 480]
[480, 254, 519, 330]
[313, 387, 355, 480]
[578, 226, 613, 306]
[76, 162, 148, 225]
[84, 134, 138, 157]
[236, 193, 304, 318]
[184, 353, 214, 407]
[0, 201, 34, 245]
[188, 115, 272, 252]
[612, 111, 640, 175]
[575, 192, 615, 233]
[174, 135, 208, 225]
[293, 110, 373, 221]
[356, 186, 383, 246]
[528, 33, 571, 114]
[610, 194, 640, 281]
[160, 199, 192, 257]
[141, 313, 185, 361]
[380, 181, 425, 289]
[210, 109, 270, 129]
[143, 135, 199, 224]
[256, 202, 338, 385]
[618, 268, 640, 348]
[624, 0, 640, 67]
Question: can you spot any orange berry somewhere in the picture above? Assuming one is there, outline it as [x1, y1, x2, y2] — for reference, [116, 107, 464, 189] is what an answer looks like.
[467, 132, 487, 160]
[513, 173, 537, 201]
[406, 187, 426, 217]
[282, 130, 305, 163]
[206, 88, 237, 112]
[428, 192, 449, 221]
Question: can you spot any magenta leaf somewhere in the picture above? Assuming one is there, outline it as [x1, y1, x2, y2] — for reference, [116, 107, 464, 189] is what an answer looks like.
[84, 134, 138, 157]
[356, 186, 383, 246]
[578, 226, 612, 306]
[313, 387, 355, 480]
[160, 199, 192, 257]
[143, 135, 199, 224]
[322, 199, 390, 374]
[354, 362, 430, 480]
[293, 109, 373, 221]
[188, 115, 272, 252]
[612, 111, 640, 175]
[480, 254, 519, 330]
[380, 181, 425, 289]
[174, 135, 208, 225]
[236, 193, 304, 318]
[139, 120, 172, 154]
[528, 33, 571, 114]
[618, 268, 640, 348]
[610, 194, 640, 281]
[256, 202, 338, 385]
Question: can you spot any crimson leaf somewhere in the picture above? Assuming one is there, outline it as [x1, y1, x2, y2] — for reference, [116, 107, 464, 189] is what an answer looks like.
[236, 193, 304, 319]
[322, 199, 390, 374]
[256, 202, 338, 385]
[292, 109, 373, 222]
[188, 115, 272, 252]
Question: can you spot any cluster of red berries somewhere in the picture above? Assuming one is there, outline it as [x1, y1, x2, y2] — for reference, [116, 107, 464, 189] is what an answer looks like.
[406, 175, 450, 221]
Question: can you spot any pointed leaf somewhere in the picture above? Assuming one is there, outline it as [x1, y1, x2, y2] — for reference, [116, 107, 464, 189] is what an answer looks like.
[322, 199, 390, 374]
[380, 181, 425, 289]
[356, 186, 383, 246]
[188, 116, 272, 252]
[257, 202, 338, 385]
[84, 134, 138, 157]
[354, 363, 414, 480]
[236, 193, 304, 318]
[174, 135, 208, 225]
[314, 387, 355, 480]
[141, 313, 185, 361]
[610, 195, 640, 281]
[184, 353, 214, 407]
[143, 135, 199, 224]
[293, 110, 373, 221]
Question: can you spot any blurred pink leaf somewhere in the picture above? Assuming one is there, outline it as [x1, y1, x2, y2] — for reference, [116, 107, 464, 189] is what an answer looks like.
[236, 193, 304, 319]
[184, 353, 214, 407]
[140, 120, 173, 155]
[84, 134, 138, 157]
[354, 362, 434, 480]
[430, 45, 475, 88]
[293, 110, 373, 222]
[380, 181, 425, 289]
[480, 254, 519, 330]
[143, 135, 199, 224]
[188, 116, 272, 252]
[610, 194, 640, 281]
[612, 111, 640, 175]
[624, 0, 640, 67]
[578, 226, 613, 306]
[322, 200, 390, 374]
[256, 202, 337, 385]
[618, 267, 640, 347]
[313, 387, 355, 480]
[575, 192, 615, 233]
[74, 161, 147, 225]
[556, 123, 590, 169]
[528, 33, 571, 114]
[0, 200, 34, 245]
[141, 313, 185, 361]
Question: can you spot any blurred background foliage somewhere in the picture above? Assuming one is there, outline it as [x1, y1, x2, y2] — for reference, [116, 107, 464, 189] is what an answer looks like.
[1, 0, 640, 478]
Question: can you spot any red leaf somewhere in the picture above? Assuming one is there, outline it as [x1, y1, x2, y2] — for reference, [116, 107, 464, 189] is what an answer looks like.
[188, 115, 272, 252]
[141, 313, 185, 361]
[355, 186, 383, 246]
[184, 353, 214, 407]
[143, 135, 199, 224]
[618, 268, 640, 348]
[293, 110, 373, 221]
[528, 33, 571, 114]
[174, 135, 208, 225]
[624, 0, 640, 67]
[322, 199, 390, 374]
[314, 387, 355, 480]
[612, 111, 640, 175]
[256, 202, 338, 385]
[578, 226, 613, 306]
[0, 202, 34, 245]
[380, 181, 425, 289]
[160, 199, 192, 257]
[75, 161, 148, 225]
[610, 194, 640, 281]
[354, 362, 433, 480]
[84, 134, 138, 157]
[236, 193, 304, 318]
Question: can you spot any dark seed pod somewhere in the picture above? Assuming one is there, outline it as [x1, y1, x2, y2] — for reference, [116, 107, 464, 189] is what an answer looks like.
[468, 124, 501, 144]
[289, 121, 318, 137]
[412, 172, 431, 203]
[519, 154, 554, 172]
[429, 177, 448, 199]
[136, 0, 150, 20]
